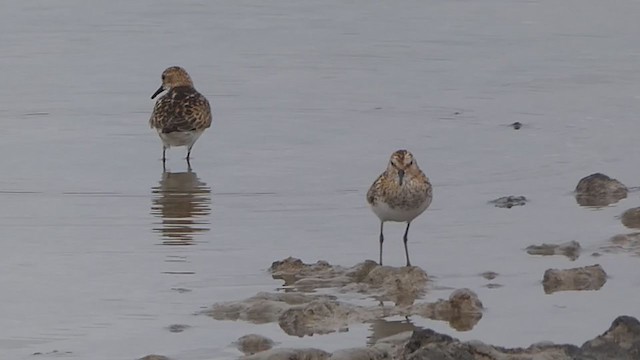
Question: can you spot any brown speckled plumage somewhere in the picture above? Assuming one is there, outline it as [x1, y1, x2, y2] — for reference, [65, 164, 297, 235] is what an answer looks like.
[367, 150, 433, 266]
[149, 66, 212, 164]
[150, 87, 212, 133]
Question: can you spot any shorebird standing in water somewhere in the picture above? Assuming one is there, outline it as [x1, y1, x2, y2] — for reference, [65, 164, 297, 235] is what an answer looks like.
[149, 66, 212, 166]
[367, 150, 432, 266]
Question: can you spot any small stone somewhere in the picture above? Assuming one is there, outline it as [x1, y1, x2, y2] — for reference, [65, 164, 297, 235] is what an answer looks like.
[235, 334, 276, 355]
[241, 348, 330, 360]
[484, 283, 503, 289]
[171, 287, 192, 293]
[479, 271, 498, 280]
[138, 356, 172, 360]
[575, 173, 627, 207]
[489, 196, 527, 208]
[510, 121, 522, 130]
[542, 264, 607, 294]
[167, 324, 190, 333]
[621, 207, 640, 229]
[526, 241, 581, 260]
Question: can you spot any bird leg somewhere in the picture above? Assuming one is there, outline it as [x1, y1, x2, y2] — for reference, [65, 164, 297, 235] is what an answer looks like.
[403, 222, 412, 267]
[379, 222, 384, 266]
[186, 145, 193, 161]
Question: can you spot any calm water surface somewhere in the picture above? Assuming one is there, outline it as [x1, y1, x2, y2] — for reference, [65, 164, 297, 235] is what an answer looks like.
[1, 0, 640, 359]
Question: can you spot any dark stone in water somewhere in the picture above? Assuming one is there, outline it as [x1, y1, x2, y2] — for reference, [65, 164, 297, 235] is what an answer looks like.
[510, 121, 522, 129]
[400, 315, 640, 360]
[542, 264, 607, 294]
[479, 271, 498, 280]
[167, 324, 190, 333]
[575, 173, 627, 207]
[483, 283, 503, 289]
[235, 334, 276, 355]
[526, 240, 581, 260]
[580, 315, 640, 360]
[489, 195, 527, 208]
[138, 356, 172, 360]
[621, 207, 640, 229]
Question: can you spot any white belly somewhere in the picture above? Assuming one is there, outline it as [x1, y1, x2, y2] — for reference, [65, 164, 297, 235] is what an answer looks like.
[158, 130, 203, 148]
[370, 200, 430, 223]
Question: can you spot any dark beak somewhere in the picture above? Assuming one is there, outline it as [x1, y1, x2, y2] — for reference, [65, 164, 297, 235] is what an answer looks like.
[151, 86, 164, 99]
[398, 169, 405, 186]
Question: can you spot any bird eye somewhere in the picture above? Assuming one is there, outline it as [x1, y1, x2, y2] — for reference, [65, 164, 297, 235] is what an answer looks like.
[162, 75, 166, 81]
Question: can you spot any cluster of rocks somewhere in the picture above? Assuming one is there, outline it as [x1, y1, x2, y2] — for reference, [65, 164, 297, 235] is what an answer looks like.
[138, 315, 640, 359]
[575, 173, 628, 207]
[526, 240, 581, 261]
[140, 172, 640, 360]
[226, 314, 640, 360]
[490, 172, 630, 210]
[521, 172, 639, 294]
[489, 195, 528, 208]
[207, 258, 484, 337]
[525, 239, 606, 293]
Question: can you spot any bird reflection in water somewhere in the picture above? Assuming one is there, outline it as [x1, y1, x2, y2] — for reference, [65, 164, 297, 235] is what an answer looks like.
[367, 317, 420, 345]
[151, 169, 211, 245]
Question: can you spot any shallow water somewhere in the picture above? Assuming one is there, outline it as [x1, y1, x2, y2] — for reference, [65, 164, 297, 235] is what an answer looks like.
[2, 0, 640, 359]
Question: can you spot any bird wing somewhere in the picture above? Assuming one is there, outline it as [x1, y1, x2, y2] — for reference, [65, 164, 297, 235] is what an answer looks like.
[150, 89, 212, 133]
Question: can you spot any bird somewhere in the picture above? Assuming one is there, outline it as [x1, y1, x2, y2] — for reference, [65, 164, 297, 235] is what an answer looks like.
[149, 66, 212, 166]
[366, 150, 432, 267]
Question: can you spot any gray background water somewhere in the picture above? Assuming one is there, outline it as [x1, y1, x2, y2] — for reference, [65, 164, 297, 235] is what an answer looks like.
[1, 0, 640, 359]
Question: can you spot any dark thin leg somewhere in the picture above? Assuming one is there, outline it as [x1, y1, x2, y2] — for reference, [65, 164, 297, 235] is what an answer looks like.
[403, 222, 412, 267]
[162, 147, 167, 162]
[379, 222, 384, 266]
[187, 146, 193, 161]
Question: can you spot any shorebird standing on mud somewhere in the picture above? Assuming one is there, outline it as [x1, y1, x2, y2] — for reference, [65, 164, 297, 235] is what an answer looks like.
[149, 66, 212, 167]
[366, 150, 433, 266]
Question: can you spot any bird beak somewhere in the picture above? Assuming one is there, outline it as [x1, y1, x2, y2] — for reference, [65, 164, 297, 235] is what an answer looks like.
[398, 169, 405, 185]
[151, 86, 165, 99]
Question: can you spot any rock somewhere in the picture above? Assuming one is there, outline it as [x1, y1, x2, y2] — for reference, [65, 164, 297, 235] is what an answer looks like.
[271, 258, 427, 306]
[526, 240, 581, 260]
[278, 298, 371, 337]
[241, 348, 330, 360]
[602, 233, 640, 255]
[542, 264, 607, 294]
[575, 173, 627, 207]
[170, 287, 191, 293]
[403, 328, 477, 360]
[209, 290, 388, 337]
[330, 347, 390, 360]
[166, 324, 190, 333]
[207, 292, 336, 324]
[510, 121, 522, 130]
[209, 287, 481, 335]
[361, 265, 428, 306]
[211, 258, 474, 335]
[580, 315, 640, 360]
[400, 315, 640, 359]
[479, 271, 498, 280]
[32, 350, 73, 356]
[239, 316, 640, 360]
[412, 289, 483, 331]
[483, 283, 503, 289]
[235, 334, 276, 355]
[138, 356, 172, 360]
[621, 207, 640, 229]
[489, 195, 527, 208]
